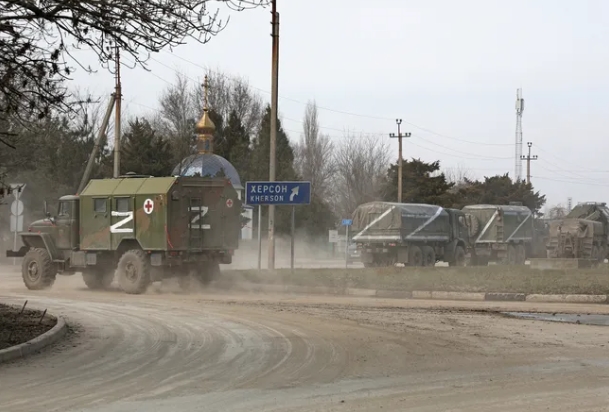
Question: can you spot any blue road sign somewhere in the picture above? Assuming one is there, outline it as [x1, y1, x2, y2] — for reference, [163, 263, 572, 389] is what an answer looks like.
[245, 181, 311, 206]
[342, 219, 353, 226]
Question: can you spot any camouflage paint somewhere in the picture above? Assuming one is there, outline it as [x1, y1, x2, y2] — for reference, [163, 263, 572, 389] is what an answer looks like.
[78, 176, 240, 253]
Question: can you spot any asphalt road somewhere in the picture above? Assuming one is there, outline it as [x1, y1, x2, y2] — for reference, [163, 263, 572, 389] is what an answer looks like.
[1, 268, 609, 412]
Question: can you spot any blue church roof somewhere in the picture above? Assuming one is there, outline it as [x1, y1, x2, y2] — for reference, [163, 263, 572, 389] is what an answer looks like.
[172, 153, 243, 190]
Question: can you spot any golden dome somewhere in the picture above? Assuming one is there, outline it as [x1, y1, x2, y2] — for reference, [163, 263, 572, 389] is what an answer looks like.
[195, 108, 215, 135]
[195, 74, 215, 154]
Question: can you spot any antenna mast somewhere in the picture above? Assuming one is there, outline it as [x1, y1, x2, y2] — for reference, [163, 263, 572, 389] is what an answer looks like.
[515, 88, 524, 182]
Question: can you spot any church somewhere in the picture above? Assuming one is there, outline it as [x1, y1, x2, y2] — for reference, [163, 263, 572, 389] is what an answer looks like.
[170, 75, 253, 241]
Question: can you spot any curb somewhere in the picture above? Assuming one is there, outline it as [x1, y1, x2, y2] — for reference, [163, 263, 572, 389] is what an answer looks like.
[0, 315, 67, 364]
[214, 282, 609, 305]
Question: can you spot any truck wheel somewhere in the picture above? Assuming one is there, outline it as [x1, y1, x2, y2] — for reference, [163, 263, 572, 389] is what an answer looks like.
[21, 248, 57, 290]
[591, 246, 601, 267]
[408, 246, 423, 267]
[422, 246, 436, 267]
[82, 268, 114, 290]
[116, 249, 151, 295]
[515, 244, 526, 265]
[199, 261, 220, 285]
[449, 246, 466, 267]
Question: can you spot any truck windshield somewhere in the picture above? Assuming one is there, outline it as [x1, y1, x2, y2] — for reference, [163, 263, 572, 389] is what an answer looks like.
[58, 201, 70, 217]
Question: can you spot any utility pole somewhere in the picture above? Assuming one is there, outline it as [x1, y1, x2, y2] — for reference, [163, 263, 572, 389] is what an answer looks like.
[520, 141, 537, 185]
[113, 44, 122, 178]
[268, 0, 279, 270]
[389, 119, 411, 203]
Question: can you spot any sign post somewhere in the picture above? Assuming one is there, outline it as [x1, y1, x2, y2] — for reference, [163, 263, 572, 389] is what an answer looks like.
[290, 206, 295, 272]
[10, 183, 26, 265]
[257, 206, 262, 270]
[342, 218, 353, 269]
[245, 181, 311, 270]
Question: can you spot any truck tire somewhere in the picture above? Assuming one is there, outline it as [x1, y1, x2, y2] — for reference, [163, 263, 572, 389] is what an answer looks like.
[116, 249, 151, 295]
[591, 245, 601, 267]
[21, 248, 56, 290]
[515, 244, 526, 265]
[408, 246, 423, 267]
[449, 246, 466, 267]
[82, 268, 114, 290]
[199, 261, 220, 285]
[501, 244, 518, 265]
[422, 246, 436, 267]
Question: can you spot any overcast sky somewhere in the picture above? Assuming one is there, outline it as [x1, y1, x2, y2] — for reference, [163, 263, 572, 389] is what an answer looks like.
[70, 0, 609, 209]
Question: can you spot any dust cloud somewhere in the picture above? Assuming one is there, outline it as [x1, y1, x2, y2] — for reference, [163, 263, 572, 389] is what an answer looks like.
[232, 230, 346, 270]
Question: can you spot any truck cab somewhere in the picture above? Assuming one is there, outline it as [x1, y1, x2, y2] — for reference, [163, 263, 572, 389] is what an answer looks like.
[12, 195, 80, 261]
[446, 208, 469, 245]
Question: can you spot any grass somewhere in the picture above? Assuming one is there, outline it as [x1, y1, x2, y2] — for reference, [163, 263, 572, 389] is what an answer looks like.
[218, 265, 609, 295]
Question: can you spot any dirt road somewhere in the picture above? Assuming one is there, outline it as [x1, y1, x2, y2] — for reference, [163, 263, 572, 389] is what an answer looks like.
[1, 269, 609, 412]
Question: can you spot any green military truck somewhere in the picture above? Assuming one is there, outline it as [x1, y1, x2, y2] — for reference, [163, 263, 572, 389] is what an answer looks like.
[6, 175, 242, 294]
[351, 202, 469, 267]
[462, 203, 541, 265]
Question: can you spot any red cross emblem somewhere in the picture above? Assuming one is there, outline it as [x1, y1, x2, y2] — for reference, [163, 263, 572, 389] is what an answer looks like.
[144, 198, 154, 214]
[226, 198, 233, 208]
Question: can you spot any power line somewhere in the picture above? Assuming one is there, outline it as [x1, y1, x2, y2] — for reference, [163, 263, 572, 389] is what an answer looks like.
[123, 55, 609, 188]
[153, 53, 514, 147]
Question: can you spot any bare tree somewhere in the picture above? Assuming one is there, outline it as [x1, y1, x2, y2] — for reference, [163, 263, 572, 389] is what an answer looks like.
[0, 0, 269, 132]
[156, 69, 264, 173]
[545, 204, 568, 219]
[196, 68, 263, 138]
[294, 100, 335, 200]
[331, 133, 391, 219]
[157, 72, 197, 168]
[444, 164, 475, 193]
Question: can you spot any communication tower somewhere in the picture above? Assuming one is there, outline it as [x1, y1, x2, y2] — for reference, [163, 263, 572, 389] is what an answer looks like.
[515, 88, 525, 182]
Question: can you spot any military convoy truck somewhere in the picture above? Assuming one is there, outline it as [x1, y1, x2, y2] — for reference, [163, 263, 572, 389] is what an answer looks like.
[462, 203, 541, 266]
[351, 202, 469, 267]
[542, 202, 609, 266]
[6, 174, 242, 294]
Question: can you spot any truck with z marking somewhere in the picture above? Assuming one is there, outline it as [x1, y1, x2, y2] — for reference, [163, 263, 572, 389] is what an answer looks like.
[351, 202, 470, 267]
[6, 174, 242, 294]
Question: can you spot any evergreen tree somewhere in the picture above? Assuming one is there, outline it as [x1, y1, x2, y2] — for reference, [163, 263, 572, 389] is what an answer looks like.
[121, 118, 173, 177]
[250, 105, 298, 234]
[250, 105, 297, 182]
[453, 173, 546, 214]
[218, 110, 251, 180]
[383, 158, 455, 206]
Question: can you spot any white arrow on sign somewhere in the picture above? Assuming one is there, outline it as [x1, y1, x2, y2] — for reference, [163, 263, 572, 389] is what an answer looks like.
[289, 186, 299, 202]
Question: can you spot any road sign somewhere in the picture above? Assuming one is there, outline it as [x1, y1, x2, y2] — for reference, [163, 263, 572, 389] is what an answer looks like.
[10, 215, 23, 232]
[328, 230, 339, 243]
[245, 181, 311, 206]
[11, 199, 24, 216]
[342, 219, 353, 226]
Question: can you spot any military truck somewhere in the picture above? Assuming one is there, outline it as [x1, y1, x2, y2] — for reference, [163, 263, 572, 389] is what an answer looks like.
[6, 175, 242, 294]
[351, 202, 469, 267]
[462, 203, 538, 265]
[544, 202, 609, 265]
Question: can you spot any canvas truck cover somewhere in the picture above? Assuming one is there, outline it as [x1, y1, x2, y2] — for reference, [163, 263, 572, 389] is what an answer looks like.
[351, 202, 450, 243]
[78, 176, 241, 252]
[566, 203, 609, 233]
[462, 204, 534, 243]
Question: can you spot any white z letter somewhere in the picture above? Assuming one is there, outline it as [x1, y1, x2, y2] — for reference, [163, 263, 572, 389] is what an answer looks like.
[110, 211, 134, 233]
